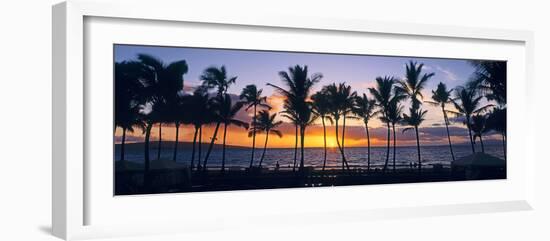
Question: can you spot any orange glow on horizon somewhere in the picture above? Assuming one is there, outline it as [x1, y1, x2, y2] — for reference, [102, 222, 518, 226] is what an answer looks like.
[114, 124, 434, 148]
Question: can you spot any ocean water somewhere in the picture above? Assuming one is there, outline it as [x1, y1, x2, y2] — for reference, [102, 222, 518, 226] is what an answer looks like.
[115, 143, 506, 170]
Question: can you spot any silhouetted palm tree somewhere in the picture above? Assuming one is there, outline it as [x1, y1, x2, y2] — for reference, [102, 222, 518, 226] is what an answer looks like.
[397, 61, 434, 109]
[250, 110, 283, 167]
[140, 99, 169, 174]
[280, 106, 300, 171]
[240, 84, 271, 168]
[117, 110, 145, 162]
[154, 102, 174, 161]
[311, 91, 334, 171]
[385, 97, 404, 172]
[137, 54, 188, 162]
[369, 76, 399, 173]
[170, 94, 188, 161]
[218, 94, 249, 172]
[115, 61, 147, 161]
[427, 82, 456, 161]
[470, 114, 488, 153]
[324, 83, 356, 171]
[200, 66, 237, 170]
[297, 105, 319, 170]
[338, 84, 357, 169]
[268, 65, 322, 172]
[181, 88, 211, 170]
[200, 95, 223, 171]
[470, 60, 506, 157]
[469, 60, 507, 106]
[353, 93, 379, 172]
[403, 107, 428, 173]
[200, 65, 237, 96]
[451, 86, 493, 154]
[486, 107, 506, 159]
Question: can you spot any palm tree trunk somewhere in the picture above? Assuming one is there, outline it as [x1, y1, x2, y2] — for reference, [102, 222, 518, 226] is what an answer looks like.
[198, 126, 202, 170]
[342, 116, 351, 170]
[342, 116, 346, 153]
[299, 126, 306, 171]
[292, 125, 298, 172]
[335, 117, 350, 171]
[157, 123, 162, 160]
[415, 126, 422, 174]
[466, 116, 476, 154]
[443, 108, 455, 161]
[172, 123, 180, 161]
[479, 135, 485, 153]
[249, 105, 257, 168]
[365, 124, 371, 172]
[322, 118, 327, 171]
[221, 123, 228, 173]
[120, 127, 127, 161]
[143, 121, 153, 189]
[334, 119, 343, 170]
[190, 126, 198, 170]
[392, 123, 397, 172]
[144, 122, 153, 171]
[203, 122, 221, 170]
[259, 131, 269, 167]
[383, 122, 391, 173]
[335, 118, 342, 170]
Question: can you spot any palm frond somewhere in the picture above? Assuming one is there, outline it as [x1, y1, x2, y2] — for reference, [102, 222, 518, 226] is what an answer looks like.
[402, 127, 414, 133]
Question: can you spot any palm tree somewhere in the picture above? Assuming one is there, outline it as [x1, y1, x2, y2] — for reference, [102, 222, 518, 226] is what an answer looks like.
[385, 96, 404, 172]
[251, 110, 283, 167]
[170, 94, 187, 161]
[268, 65, 322, 172]
[240, 85, 271, 168]
[469, 60, 507, 106]
[397, 61, 434, 109]
[337, 84, 357, 170]
[137, 54, 188, 163]
[369, 76, 399, 173]
[116, 110, 145, 162]
[352, 93, 378, 172]
[451, 86, 493, 154]
[114, 61, 147, 161]
[181, 88, 211, 170]
[297, 105, 319, 171]
[486, 107, 506, 159]
[323, 83, 356, 171]
[402, 107, 428, 173]
[200, 66, 237, 170]
[311, 91, 334, 171]
[200, 65, 236, 96]
[470, 114, 488, 153]
[141, 100, 168, 170]
[201, 95, 223, 171]
[427, 82, 456, 161]
[280, 106, 300, 171]
[218, 94, 249, 172]
[470, 60, 506, 156]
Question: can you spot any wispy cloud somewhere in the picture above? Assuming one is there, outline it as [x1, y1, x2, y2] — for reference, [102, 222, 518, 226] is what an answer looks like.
[435, 65, 458, 81]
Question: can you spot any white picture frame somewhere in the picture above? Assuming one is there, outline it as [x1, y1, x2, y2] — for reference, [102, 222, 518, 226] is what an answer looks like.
[52, 0, 536, 240]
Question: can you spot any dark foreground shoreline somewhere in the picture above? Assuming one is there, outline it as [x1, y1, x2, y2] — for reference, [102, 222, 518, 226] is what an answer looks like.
[115, 164, 506, 195]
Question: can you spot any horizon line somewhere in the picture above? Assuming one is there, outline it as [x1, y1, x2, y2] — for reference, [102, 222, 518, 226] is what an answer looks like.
[116, 140, 502, 149]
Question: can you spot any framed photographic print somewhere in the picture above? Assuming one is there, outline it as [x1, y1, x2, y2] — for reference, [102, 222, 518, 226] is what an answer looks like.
[53, 0, 535, 240]
[113, 44, 508, 195]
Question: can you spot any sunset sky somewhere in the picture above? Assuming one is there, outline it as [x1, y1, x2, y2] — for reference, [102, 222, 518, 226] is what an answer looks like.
[114, 44, 500, 148]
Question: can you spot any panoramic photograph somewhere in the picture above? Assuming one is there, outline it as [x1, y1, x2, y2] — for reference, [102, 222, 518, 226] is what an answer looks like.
[114, 44, 506, 195]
